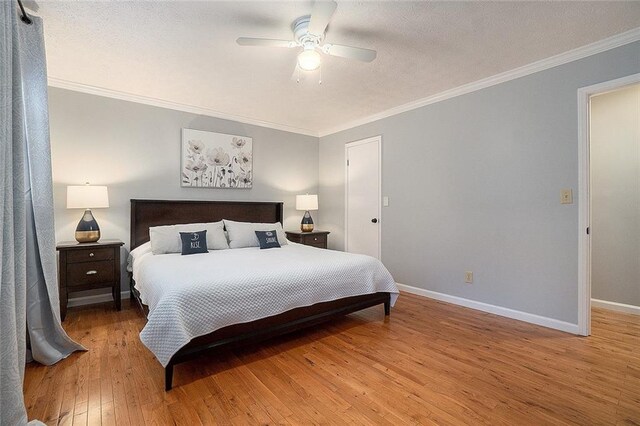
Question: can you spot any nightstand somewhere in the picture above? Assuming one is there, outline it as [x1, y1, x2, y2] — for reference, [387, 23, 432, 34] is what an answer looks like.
[56, 239, 124, 321]
[285, 231, 330, 249]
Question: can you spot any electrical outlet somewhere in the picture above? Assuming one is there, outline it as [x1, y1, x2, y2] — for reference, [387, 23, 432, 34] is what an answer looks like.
[464, 271, 473, 284]
[560, 189, 573, 204]
[383, 196, 389, 207]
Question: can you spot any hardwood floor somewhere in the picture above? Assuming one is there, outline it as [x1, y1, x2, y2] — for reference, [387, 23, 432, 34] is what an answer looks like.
[24, 292, 640, 425]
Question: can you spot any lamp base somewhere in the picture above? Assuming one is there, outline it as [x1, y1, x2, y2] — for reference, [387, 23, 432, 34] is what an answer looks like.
[75, 230, 100, 243]
[300, 210, 314, 232]
[75, 209, 101, 243]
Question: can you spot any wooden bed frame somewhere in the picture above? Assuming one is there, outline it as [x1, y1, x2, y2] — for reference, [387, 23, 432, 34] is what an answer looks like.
[129, 199, 391, 391]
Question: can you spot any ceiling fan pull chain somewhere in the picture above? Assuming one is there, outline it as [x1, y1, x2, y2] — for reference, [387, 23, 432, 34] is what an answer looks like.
[319, 65, 322, 85]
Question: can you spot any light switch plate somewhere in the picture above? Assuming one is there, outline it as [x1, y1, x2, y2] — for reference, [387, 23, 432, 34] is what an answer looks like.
[561, 189, 573, 204]
[464, 271, 473, 284]
[383, 196, 389, 207]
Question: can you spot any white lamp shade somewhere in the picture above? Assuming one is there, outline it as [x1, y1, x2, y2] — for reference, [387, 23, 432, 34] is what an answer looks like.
[67, 185, 109, 209]
[296, 194, 318, 211]
[297, 50, 321, 71]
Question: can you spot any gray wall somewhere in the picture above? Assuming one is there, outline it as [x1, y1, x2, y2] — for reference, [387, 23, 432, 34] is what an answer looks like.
[49, 88, 319, 295]
[591, 84, 640, 307]
[319, 41, 640, 324]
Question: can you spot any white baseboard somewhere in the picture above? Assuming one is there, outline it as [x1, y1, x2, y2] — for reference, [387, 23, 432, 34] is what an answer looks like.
[591, 298, 640, 316]
[396, 283, 579, 334]
[68, 291, 131, 308]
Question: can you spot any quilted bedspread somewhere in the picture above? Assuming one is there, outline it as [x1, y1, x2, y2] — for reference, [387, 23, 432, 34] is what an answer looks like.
[131, 242, 398, 366]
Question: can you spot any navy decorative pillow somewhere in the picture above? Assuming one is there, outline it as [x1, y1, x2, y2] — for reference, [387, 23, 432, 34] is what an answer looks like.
[180, 230, 208, 255]
[255, 230, 281, 249]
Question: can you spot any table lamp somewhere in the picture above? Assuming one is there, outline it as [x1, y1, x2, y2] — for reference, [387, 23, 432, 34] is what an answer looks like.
[296, 194, 318, 232]
[67, 184, 109, 243]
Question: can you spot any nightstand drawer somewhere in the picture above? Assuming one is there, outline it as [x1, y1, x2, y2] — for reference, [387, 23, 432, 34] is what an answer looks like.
[304, 235, 326, 245]
[67, 260, 114, 286]
[67, 247, 114, 263]
[285, 231, 329, 249]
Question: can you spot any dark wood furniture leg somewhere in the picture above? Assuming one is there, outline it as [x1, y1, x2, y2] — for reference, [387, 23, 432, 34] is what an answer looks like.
[114, 248, 121, 311]
[384, 297, 391, 316]
[165, 365, 174, 391]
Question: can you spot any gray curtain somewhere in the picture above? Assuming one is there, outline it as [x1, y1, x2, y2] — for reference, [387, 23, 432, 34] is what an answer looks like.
[20, 10, 85, 366]
[1, 4, 84, 425]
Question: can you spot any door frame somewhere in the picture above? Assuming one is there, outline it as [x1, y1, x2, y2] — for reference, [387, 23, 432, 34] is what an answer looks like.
[344, 135, 382, 259]
[577, 73, 640, 336]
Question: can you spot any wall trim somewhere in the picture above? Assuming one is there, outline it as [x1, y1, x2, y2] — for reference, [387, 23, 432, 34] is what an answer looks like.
[396, 283, 579, 334]
[319, 27, 640, 137]
[592, 298, 640, 316]
[47, 77, 319, 138]
[68, 291, 131, 308]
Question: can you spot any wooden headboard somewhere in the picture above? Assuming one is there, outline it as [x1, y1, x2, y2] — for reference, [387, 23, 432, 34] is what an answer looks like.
[130, 199, 284, 250]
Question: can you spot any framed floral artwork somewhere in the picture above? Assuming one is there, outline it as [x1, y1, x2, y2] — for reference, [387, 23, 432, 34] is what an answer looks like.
[181, 129, 253, 188]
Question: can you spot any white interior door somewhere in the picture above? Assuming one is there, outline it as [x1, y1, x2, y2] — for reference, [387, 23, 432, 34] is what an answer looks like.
[345, 136, 381, 259]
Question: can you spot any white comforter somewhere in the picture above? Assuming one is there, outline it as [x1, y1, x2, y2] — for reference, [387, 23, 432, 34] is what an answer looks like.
[131, 242, 398, 366]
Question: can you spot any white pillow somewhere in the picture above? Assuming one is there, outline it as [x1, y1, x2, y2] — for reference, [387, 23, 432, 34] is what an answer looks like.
[127, 241, 152, 272]
[149, 221, 228, 254]
[223, 219, 287, 249]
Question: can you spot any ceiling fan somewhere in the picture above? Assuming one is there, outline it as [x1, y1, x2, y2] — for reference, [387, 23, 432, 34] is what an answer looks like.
[236, 0, 377, 74]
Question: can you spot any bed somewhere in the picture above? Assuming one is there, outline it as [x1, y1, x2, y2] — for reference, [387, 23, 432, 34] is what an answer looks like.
[129, 199, 398, 390]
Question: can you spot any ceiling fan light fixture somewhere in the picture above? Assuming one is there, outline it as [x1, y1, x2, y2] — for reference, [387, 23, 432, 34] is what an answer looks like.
[237, 1, 376, 76]
[297, 49, 321, 71]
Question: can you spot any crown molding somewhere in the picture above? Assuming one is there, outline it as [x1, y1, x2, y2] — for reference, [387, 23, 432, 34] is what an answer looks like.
[47, 77, 319, 137]
[48, 27, 640, 140]
[318, 27, 640, 138]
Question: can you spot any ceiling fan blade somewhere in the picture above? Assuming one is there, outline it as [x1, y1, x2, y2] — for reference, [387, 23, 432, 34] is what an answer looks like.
[236, 38, 297, 48]
[322, 43, 377, 62]
[308, 0, 337, 36]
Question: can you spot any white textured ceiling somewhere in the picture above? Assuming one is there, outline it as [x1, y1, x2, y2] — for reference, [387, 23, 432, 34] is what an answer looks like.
[36, 1, 640, 135]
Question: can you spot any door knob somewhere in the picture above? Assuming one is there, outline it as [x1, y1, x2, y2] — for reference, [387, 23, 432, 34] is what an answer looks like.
[371, 218, 378, 223]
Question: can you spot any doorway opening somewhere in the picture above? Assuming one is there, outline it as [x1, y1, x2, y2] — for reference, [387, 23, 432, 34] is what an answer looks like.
[578, 74, 640, 336]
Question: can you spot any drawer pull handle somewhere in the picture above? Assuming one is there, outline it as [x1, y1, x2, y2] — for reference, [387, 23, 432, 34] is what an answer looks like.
[86, 270, 97, 275]
[89, 253, 94, 257]
[314, 237, 318, 241]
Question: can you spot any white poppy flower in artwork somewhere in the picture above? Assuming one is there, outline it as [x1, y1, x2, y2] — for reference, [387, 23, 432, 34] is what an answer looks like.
[185, 159, 207, 173]
[205, 147, 230, 167]
[188, 140, 205, 154]
[239, 171, 252, 186]
[231, 137, 247, 149]
[237, 151, 252, 168]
